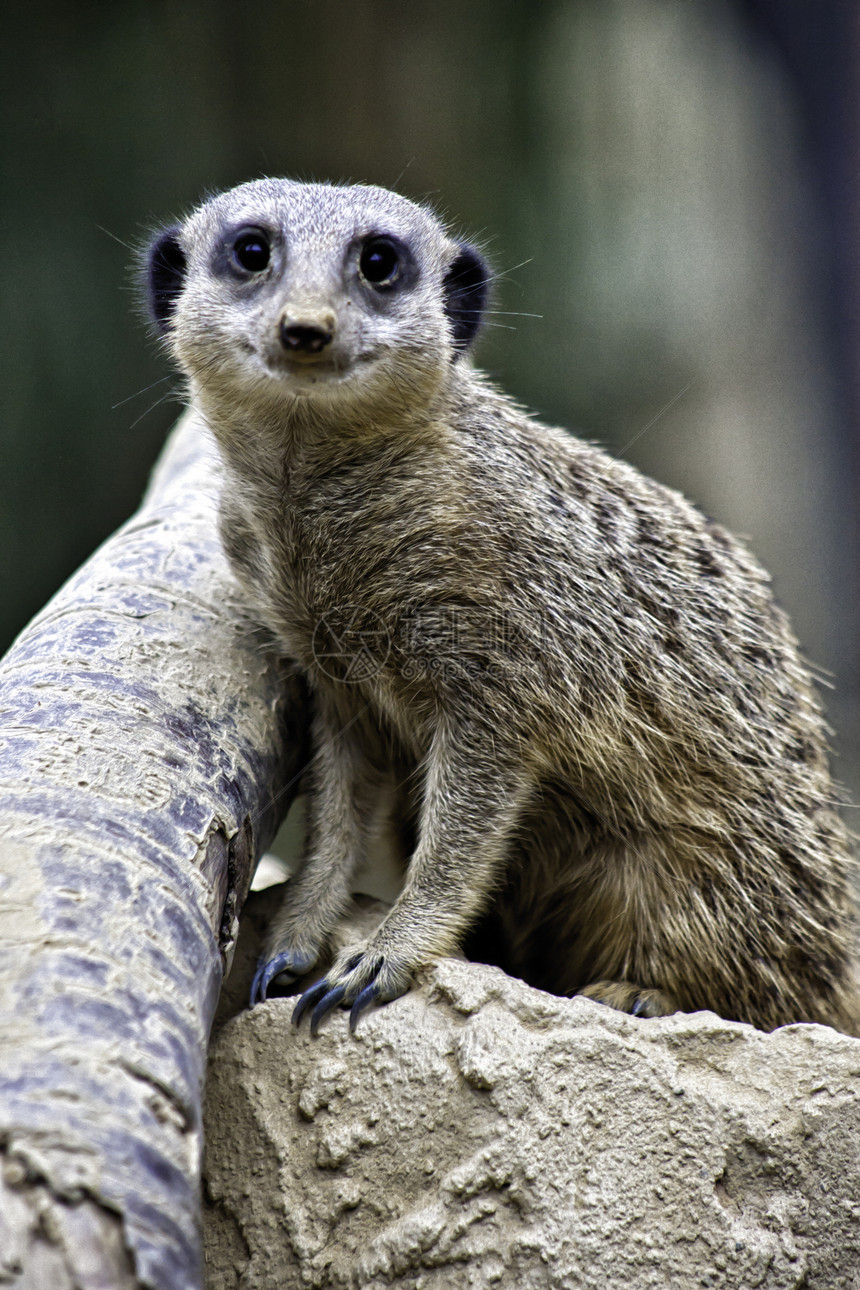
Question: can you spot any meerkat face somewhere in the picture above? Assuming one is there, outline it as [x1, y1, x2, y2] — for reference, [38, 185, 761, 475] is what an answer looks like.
[146, 178, 488, 424]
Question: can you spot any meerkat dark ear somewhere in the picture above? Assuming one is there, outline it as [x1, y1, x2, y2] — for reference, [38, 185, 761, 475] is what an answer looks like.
[146, 227, 187, 333]
[443, 243, 490, 354]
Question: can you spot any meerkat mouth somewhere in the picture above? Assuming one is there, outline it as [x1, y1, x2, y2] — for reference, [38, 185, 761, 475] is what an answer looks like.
[264, 348, 378, 389]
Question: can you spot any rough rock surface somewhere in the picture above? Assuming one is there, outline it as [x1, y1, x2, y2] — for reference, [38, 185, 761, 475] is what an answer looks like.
[203, 898, 860, 1290]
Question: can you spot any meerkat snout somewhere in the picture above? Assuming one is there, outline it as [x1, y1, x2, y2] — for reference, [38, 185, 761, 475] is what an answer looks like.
[279, 315, 335, 356]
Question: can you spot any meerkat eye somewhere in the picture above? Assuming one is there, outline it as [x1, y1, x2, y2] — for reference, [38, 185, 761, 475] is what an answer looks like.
[231, 228, 271, 274]
[359, 237, 403, 289]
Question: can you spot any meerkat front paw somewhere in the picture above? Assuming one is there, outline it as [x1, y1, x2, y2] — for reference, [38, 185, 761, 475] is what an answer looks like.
[292, 944, 413, 1036]
[249, 887, 342, 1006]
[578, 980, 678, 1018]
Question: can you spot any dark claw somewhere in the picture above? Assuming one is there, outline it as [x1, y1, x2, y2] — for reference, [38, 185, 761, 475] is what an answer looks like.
[250, 955, 294, 1007]
[251, 959, 289, 1007]
[310, 984, 348, 1036]
[631, 994, 650, 1017]
[349, 982, 382, 1033]
[292, 979, 331, 1028]
[249, 948, 317, 1007]
[250, 964, 266, 1007]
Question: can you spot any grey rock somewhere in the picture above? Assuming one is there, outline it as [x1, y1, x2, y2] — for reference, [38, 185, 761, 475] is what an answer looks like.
[203, 932, 860, 1290]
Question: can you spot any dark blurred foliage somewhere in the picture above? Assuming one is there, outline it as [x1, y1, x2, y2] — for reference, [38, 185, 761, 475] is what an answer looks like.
[1, 0, 858, 791]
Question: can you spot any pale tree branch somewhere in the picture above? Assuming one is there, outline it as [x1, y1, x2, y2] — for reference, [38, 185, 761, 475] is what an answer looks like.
[0, 409, 310, 1289]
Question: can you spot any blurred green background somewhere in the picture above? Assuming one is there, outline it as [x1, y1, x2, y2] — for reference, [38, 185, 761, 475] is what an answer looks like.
[2, 0, 858, 797]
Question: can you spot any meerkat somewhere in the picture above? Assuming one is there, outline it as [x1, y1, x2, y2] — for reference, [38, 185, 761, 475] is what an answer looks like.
[146, 177, 859, 1037]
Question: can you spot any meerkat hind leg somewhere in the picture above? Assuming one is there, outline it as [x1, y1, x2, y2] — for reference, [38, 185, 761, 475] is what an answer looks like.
[578, 979, 679, 1018]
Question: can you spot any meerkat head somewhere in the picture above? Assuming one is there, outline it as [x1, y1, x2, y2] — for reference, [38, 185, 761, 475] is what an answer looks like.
[145, 178, 489, 430]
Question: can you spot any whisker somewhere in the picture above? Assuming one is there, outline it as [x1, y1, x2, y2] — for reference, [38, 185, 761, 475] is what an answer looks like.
[389, 158, 416, 191]
[490, 257, 535, 281]
[614, 380, 695, 460]
[462, 309, 543, 320]
[128, 387, 182, 430]
[96, 224, 136, 253]
[112, 375, 174, 410]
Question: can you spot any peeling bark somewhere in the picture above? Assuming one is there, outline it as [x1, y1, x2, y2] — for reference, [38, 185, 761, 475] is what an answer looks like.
[0, 409, 311, 1288]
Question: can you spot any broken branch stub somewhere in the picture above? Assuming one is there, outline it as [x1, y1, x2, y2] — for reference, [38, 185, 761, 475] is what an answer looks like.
[0, 408, 310, 1289]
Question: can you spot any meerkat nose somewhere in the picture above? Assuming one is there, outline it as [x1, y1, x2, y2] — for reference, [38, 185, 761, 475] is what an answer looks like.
[279, 313, 335, 355]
